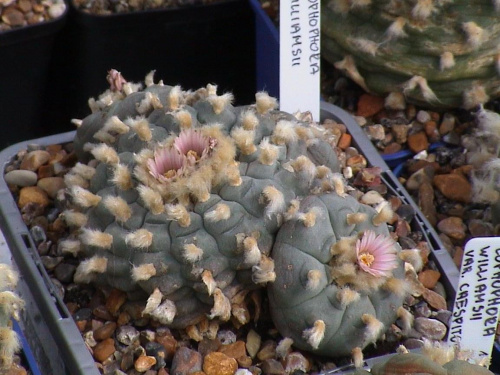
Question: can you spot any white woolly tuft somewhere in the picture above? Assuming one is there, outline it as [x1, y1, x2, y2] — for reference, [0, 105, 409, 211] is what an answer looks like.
[0, 291, 24, 319]
[272, 120, 298, 145]
[122, 82, 142, 96]
[125, 229, 154, 249]
[337, 287, 360, 307]
[103, 195, 132, 223]
[361, 314, 384, 344]
[92, 129, 115, 144]
[168, 85, 183, 110]
[349, 37, 379, 56]
[202, 270, 217, 296]
[262, 185, 286, 219]
[64, 173, 88, 189]
[145, 70, 156, 87]
[136, 92, 154, 114]
[334, 55, 370, 92]
[63, 210, 88, 227]
[74, 256, 108, 283]
[125, 117, 152, 142]
[440, 51, 455, 71]
[251, 255, 276, 284]
[207, 83, 218, 96]
[183, 244, 204, 263]
[372, 201, 394, 225]
[462, 22, 485, 48]
[131, 263, 157, 281]
[0, 327, 21, 368]
[397, 306, 414, 335]
[165, 203, 191, 227]
[71, 162, 96, 180]
[204, 203, 231, 222]
[291, 155, 317, 184]
[351, 347, 364, 369]
[89, 143, 120, 165]
[0, 265, 18, 289]
[174, 110, 193, 129]
[276, 337, 294, 360]
[463, 85, 489, 110]
[80, 228, 113, 249]
[399, 249, 424, 272]
[346, 212, 368, 225]
[255, 91, 278, 114]
[306, 269, 322, 290]
[231, 127, 257, 155]
[208, 288, 231, 321]
[258, 137, 280, 165]
[71, 118, 83, 128]
[70, 186, 101, 208]
[142, 287, 163, 315]
[207, 93, 234, 115]
[103, 116, 129, 134]
[385, 17, 407, 40]
[297, 207, 321, 228]
[302, 320, 325, 349]
[385, 92, 406, 110]
[58, 239, 82, 257]
[331, 173, 347, 196]
[240, 110, 259, 130]
[150, 299, 176, 325]
[111, 163, 133, 190]
[402, 76, 439, 103]
[137, 185, 164, 215]
[243, 237, 262, 266]
[411, 0, 435, 20]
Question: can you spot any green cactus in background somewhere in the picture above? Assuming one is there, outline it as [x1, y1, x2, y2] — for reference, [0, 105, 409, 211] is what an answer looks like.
[0, 264, 24, 370]
[322, 0, 500, 109]
[65, 70, 405, 358]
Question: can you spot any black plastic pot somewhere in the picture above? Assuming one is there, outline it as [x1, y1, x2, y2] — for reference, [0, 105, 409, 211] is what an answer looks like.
[0, 102, 460, 374]
[0, 5, 68, 150]
[42, 0, 256, 135]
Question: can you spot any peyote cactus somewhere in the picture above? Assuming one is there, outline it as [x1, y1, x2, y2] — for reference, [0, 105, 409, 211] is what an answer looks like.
[0, 264, 24, 370]
[65, 70, 405, 358]
[322, 0, 500, 109]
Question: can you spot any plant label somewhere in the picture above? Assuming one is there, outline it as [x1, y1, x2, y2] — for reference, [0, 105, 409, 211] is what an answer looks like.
[279, 0, 320, 120]
[447, 237, 500, 362]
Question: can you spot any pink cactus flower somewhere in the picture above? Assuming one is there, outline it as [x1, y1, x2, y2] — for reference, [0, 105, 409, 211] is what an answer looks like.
[356, 230, 398, 277]
[107, 69, 127, 92]
[174, 129, 217, 166]
[147, 147, 186, 182]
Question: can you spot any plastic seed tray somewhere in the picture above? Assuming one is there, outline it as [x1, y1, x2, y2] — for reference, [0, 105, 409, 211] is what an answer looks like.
[0, 103, 459, 374]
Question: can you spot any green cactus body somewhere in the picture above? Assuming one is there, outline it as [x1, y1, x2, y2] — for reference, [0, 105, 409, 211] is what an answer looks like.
[322, 0, 500, 109]
[67, 71, 405, 357]
[268, 193, 405, 357]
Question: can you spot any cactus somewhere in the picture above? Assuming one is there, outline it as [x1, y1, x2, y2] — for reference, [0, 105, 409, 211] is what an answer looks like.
[0, 264, 24, 370]
[322, 0, 500, 109]
[66, 70, 405, 357]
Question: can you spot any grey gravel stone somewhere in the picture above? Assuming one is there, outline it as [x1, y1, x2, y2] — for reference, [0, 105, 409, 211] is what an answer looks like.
[414, 317, 447, 340]
[4, 169, 38, 187]
[116, 325, 140, 346]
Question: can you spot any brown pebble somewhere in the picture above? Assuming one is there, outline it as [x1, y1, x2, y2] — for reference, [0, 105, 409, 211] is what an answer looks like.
[433, 174, 471, 203]
[283, 352, 310, 373]
[407, 132, 429, 153]
[257, 340, 276, 361]
[437, 216, 467, 242]
[94, 321, 117, 341]
[356, 93, 385, 117]
[418, 182, 437, 227]
[18, 186, 49, 209]
[422, 288, 448, 311]
[219, 340, 251, 368]
[171, 347, 202, 374]
[337, 132, 351, 150]
[37, 176, 65, 199]
[20, 150, 51, 171]
[156, 331, 177, 361]
[93, 338, 116, 362]
[2, 7, 25, 27]
[383, 142, 402, 154]
[106, 289, 127, 315]
[92, 305, 114, 321]
[135, 355, 157, 372]
[203, 352, 238, 375]
[418, 270, 441, 289]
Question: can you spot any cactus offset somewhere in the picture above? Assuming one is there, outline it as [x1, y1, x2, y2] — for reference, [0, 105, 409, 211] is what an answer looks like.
[0, 264, 23, 370]
[322, 0, 500, 109]
[68, 70, 406, 357]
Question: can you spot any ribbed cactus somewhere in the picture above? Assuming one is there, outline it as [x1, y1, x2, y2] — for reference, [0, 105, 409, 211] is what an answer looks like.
[0, 264, 24, 370]
[322, 0, 500, 109]
[66, 70, 405, 357]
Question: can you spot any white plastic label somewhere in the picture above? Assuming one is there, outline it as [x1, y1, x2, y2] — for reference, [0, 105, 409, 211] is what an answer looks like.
[447, 237, 500, 360]
[279, 0, 320, 120]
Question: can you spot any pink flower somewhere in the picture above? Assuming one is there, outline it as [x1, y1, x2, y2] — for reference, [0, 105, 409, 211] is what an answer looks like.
[356, 230, 398, 278]
[106, 69, 127, 92]
[147, 147, 186, 182]
[174, 129, 217, 166]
